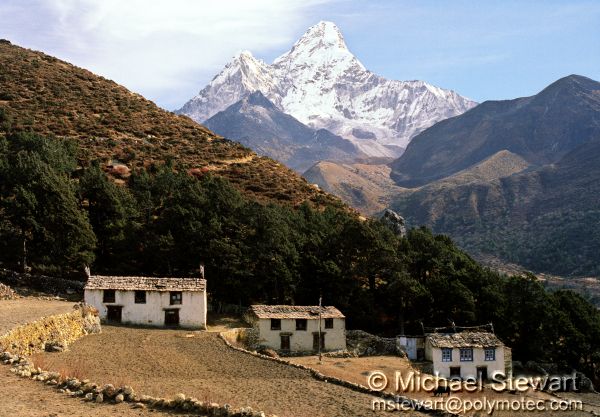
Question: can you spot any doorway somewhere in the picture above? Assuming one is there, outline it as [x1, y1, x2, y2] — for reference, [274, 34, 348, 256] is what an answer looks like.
[106, 306, 122, 323]
[477, 366, 488, 381]
[312, 333, 325, 351]
[164, 309, 180, 327]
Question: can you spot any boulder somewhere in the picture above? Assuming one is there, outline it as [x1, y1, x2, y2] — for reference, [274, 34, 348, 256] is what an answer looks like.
[380, 209, 406, 237]
[576, 371, 596, 393]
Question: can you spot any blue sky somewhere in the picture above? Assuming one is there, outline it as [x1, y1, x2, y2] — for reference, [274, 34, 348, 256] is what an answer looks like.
[0, 0, 598, 109]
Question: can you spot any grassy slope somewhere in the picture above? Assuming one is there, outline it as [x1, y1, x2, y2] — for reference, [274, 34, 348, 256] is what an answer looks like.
[0, 40, 342, 208]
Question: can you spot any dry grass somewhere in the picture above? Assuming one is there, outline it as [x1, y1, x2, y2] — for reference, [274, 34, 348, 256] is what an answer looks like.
[0, 41, 344, 209]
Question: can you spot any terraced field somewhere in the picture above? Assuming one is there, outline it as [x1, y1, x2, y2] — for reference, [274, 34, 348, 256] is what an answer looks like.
[0, 298, 164, 416]
[39, 325, 423, 417]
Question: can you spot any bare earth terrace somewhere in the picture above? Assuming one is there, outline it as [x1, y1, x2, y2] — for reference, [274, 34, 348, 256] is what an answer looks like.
[38, 325, 422, 417]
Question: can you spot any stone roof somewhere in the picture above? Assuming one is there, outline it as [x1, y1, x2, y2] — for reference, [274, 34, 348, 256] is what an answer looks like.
[427, 331, 503, 348]
[85, 276, 206, 292]
[249, 305, 345, 319]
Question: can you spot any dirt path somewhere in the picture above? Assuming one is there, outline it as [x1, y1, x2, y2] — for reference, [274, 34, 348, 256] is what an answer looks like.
[40, 326, 427, 417]
[0, 299, 173, 417]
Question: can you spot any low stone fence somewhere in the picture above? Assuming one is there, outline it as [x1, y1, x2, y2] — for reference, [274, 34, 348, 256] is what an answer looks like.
[346, 329, 406, 357]
[218, 330, 459, 417]
[0, 282, 18, 300]
[0, 268, 84, 298]
[0, 304, 101, 355]
[221, 327, 259, 350]
[0, 309, 274, 417]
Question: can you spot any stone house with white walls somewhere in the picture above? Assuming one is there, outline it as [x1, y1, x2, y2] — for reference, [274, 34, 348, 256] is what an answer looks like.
[84, 275, 207, 329]
[425, 331, 506, 380]
[246, 305, 346, 353]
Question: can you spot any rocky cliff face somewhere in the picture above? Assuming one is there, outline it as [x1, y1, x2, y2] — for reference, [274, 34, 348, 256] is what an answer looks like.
[178, 21, 476, 157]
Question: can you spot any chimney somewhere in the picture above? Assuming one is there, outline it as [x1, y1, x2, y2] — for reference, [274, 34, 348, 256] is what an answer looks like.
[199, 264, 205, 280]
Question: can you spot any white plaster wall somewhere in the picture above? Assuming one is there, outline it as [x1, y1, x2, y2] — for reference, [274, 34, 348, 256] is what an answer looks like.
[256, 317, 346, 352]
[84, 289, 206, 329]
[427, 342, 505, 379]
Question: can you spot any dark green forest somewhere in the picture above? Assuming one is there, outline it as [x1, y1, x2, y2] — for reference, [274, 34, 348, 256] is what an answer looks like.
[1, 132, 599, 382]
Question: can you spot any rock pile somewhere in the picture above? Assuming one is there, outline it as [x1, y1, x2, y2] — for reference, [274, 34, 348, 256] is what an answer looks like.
[0, 283, 17, 300]
[346, 330, 405, 357]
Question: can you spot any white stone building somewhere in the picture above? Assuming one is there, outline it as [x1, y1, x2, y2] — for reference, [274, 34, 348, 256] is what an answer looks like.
[425, 331, 506, 380]
[84, 275, 207, 329]
[246, 305, 346, 353]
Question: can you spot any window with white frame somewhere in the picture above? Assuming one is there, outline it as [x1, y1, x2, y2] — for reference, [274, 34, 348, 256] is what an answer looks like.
[441, 348, 452, 362]
[484, 347, 496, 361]
[459, 348, 473, 362]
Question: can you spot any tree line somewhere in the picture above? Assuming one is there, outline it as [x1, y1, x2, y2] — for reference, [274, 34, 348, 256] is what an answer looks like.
[0, 132, 598, 382]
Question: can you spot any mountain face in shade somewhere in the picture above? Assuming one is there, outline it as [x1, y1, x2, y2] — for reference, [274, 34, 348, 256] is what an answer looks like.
[178, 21, 476, 157]
[389, 75, 600, 276]
[391, 75, 600, 187]
[204, 91, 360, 172]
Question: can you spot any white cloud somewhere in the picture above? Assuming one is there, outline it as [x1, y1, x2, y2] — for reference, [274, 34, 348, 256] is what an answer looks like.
[0, 0, 338, 108]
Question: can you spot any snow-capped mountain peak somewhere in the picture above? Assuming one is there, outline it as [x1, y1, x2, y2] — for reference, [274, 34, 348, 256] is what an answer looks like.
[177, 21, 477, 156]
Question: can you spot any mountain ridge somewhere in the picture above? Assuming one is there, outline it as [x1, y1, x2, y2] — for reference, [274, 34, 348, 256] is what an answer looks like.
[391, 74, 600, 187]
[204, 91, 361, 172]
[389, 74, 600, 276]
[177, 21, 476, 156]
[0, 40, 343, 209]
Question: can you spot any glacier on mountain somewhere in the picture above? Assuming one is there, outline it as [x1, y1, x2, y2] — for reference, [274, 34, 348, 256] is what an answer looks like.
[177, 21, 476, 157]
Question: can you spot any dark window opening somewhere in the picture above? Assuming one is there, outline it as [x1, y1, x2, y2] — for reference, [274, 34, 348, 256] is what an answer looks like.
[170, 291, 182, 305]
[324, 318, 334, 329]
[296, 319, 307, 331]
[134, 290, 146, 304]
[103, 289, 115, 303]
[450, 367, 461, 379]
[271, 319, 281, 330]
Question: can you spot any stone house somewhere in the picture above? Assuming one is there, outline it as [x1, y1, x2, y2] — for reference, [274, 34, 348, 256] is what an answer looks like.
[425, 331, 506, 380]
[246, 305, 346, 353]
[84, 275, 207, 329]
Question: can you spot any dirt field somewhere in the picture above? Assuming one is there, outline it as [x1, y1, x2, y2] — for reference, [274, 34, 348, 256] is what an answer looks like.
[39, 326, 428, 417]
[290, 355, 599, 417]
[0, 298, 74, 334]
[0, 298, 177, 417]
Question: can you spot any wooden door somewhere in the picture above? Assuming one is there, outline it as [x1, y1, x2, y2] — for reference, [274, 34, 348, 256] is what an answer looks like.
[164, 309, 180, 327]
[106, 306, 122, 323]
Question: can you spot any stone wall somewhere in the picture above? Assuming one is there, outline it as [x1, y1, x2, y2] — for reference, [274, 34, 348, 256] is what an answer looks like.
[0, 268, 84, 298]
[0, 304, 101, 355]
[0, 309, 273, 417]
[346, 329, 406, 357]
[221, 327, 260, 350]
[0, 282, 17, 300]
[218, 331, 459, 417]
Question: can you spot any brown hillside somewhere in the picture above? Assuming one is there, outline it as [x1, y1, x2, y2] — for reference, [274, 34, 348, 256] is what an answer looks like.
[0, 40, 341, 207]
